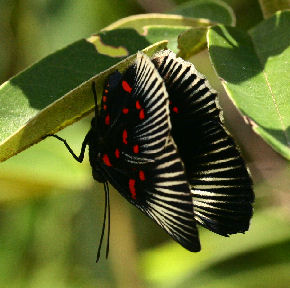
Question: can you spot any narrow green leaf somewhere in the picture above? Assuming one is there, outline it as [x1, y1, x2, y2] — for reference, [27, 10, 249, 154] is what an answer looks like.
[177, 27, 208, 59]
[208, 11, 290, 159]
[103, 13, 212, 32]
[144, 26, 189, 53]
[258, 0, 290, 18]
[170, 0, 236, 26]
[104, 13, 214, 54]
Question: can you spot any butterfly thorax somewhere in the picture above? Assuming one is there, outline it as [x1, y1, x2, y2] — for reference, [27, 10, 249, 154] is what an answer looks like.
[87, 117, 108, 183]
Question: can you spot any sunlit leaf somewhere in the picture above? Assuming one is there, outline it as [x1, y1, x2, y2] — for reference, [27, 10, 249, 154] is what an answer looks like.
[0, 40, 167, 163]
[103, 13, 215, 54]
[103, 13, 212, 32]
[208, 10, 290, 159]
[0, 13, 216, 163]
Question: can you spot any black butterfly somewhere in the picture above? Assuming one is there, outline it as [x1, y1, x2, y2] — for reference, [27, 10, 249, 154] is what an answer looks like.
[50, 50, 254, 260]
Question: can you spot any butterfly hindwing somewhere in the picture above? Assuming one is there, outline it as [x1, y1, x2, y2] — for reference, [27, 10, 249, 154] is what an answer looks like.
[97, 53, 200, 251]
[151, 50, 254, 236]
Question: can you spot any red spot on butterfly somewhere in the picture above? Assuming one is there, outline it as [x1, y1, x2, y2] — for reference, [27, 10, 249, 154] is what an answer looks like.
[122, 129, 128, 144]
[129, 179, 136, 199]
[103, 104, 107, 111]
[169, 100, 172, 105]
[139, 170, 145, 181]
[136, 100, 141, 110]
[139, 109, 145, 120]
[122, 108, 129, 114]
[105, 115, 110, 125]
[104, 89, 109, 93]
[102, 96, 107, 102]
[122, 81, 132, 93]
[102, 154, 112, 167]
[115, 148, 120, 158]
[172, 106, 179, 113]
[133, 144, 139, 154]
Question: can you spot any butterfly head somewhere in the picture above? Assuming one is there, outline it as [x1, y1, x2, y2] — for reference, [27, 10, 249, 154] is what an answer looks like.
[91, 159, 107, 183]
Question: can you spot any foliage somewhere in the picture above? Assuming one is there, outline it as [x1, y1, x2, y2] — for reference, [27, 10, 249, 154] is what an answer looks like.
[0, 0, 289, 287]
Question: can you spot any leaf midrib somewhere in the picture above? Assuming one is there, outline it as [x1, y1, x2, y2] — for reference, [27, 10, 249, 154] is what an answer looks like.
[249, 29, 290, 146]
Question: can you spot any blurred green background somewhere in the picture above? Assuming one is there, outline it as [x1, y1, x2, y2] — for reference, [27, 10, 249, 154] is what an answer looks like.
[0, 0, 289, 287]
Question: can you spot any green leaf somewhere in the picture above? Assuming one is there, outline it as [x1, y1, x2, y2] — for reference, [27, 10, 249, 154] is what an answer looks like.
[144, 26, 189, 53]
[179, 242, 290, 288]
[208, 10, 290, 160]
[177, 27, 208, 59]
[0, 13, 214, 163]
[170, 0, 236, 59]
[104, 13, 214, 53]
[258, 0, 290, 19]
[0, 39, 167, 163]
[103, 13, 212, 32]
[169, 0, 236, 26]
[141, 208, 290, 286]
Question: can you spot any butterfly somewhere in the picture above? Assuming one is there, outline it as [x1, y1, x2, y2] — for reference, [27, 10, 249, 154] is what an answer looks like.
[50, 50, 254, 260]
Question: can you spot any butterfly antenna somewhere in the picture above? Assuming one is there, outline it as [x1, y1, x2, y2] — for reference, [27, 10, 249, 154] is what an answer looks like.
[91, 82, 99, 116]
[105, 182, 110, 259]
[96, 183, 108, 263]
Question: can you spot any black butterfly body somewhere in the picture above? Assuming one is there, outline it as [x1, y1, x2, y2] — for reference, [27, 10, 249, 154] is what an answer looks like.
[52, 50, 254, 254]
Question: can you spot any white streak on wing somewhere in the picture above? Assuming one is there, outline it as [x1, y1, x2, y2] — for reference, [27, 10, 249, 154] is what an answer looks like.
[148, 202, 194, 234]
[155, 180, 186, 186]
[192, 165, 243, 175]
[193, 184, 246, 189]
[149, 193, 193, 206]
[156, 187, 189, 196]
[154, 170, 184, 178]
[198, 156, 240, 166]
[191, 189, 244, 198]
[146, 194, 193, 215]
[191, 176, 247, 181]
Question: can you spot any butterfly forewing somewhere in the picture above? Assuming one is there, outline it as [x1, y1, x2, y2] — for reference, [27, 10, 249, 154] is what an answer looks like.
[151, 50, 254, 236]
[97, 52, 200, 251]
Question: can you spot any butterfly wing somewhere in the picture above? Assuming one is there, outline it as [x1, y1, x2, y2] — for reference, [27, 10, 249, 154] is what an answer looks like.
[94, 52, 200, 251]
[151, 50, 254, 236]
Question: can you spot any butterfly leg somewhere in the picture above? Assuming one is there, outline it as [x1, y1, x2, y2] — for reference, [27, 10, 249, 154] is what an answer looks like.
[48, 132, 90, 163]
